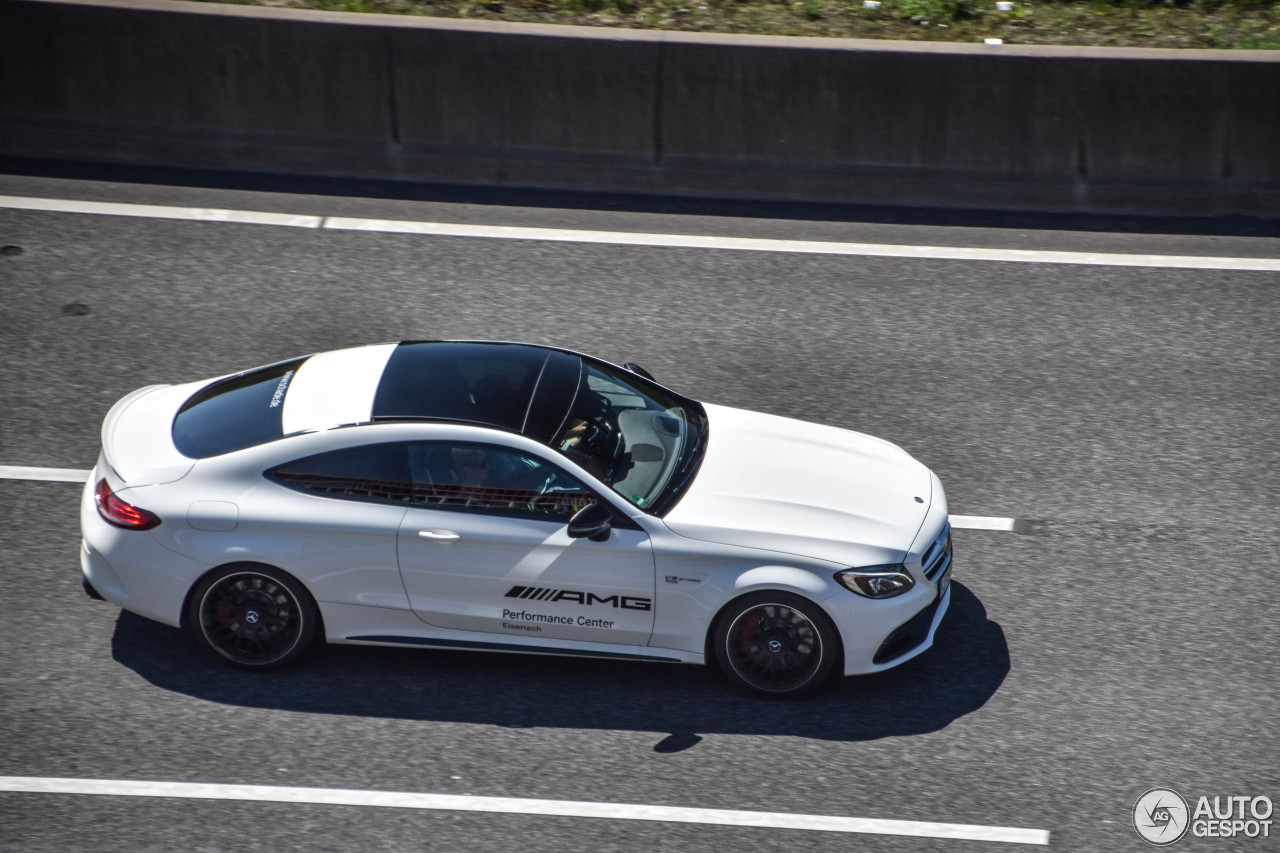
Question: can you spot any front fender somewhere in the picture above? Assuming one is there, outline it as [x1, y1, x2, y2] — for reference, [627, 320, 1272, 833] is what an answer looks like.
[732, 565, 833, 598]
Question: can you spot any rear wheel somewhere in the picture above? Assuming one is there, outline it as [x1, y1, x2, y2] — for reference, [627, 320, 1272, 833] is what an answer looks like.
[187, 564, 318, 669]
[713, 592, 838, 697]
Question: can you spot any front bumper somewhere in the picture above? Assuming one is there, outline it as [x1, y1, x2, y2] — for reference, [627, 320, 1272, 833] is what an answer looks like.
[826, 581, 951, 675]
[825, 515, 953, 675]
[872, 584, 951, 665]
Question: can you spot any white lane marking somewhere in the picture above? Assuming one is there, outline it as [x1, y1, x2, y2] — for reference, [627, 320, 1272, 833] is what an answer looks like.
[0, 467, 1025, 533]
[1, 194, 1276, 271]
[323, 216, 1280, 271]
[0, 777, 1050, 845]
[0, 467, 1024, 533]
[0, 195, 323, 228]
[0, 465, 92, 483]
[949, 515, 1018, 532]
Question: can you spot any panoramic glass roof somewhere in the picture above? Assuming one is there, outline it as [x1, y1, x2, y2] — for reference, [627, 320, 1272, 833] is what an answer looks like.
[371, 341, 558, 432]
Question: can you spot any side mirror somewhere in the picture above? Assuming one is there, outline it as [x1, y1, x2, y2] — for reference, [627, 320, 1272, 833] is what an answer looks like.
[623, 362, 655, 382]
[567, 502, 613, 542]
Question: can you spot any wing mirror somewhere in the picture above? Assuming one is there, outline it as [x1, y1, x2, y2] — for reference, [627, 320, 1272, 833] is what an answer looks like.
[567, 502, 613, 542]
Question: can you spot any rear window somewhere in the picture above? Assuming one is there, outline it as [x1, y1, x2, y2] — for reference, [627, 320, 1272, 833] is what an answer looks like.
[173, 358, 307, 458]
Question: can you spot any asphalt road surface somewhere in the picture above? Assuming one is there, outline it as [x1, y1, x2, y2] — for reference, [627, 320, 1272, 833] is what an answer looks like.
[1, 168, 1277, 852]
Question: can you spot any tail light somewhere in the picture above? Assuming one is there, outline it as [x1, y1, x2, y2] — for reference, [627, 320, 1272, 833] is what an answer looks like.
[94, 479, 161, 530]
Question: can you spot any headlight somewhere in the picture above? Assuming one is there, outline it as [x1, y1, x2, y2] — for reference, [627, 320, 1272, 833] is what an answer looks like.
[835, 564, 914, 599]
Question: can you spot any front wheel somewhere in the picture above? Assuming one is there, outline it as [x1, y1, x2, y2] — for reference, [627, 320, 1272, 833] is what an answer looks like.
[187, 564, 318, 669]
[712, 592, 839, 697]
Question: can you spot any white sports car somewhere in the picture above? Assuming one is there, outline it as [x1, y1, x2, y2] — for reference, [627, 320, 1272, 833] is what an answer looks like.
[81, 341, 952, 697]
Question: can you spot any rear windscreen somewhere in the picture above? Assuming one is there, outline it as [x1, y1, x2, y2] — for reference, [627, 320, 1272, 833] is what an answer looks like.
[172, 358, 307, 458]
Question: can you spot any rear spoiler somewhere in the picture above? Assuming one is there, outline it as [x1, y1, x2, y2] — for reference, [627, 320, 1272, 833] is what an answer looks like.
[100, 383, 198, 487]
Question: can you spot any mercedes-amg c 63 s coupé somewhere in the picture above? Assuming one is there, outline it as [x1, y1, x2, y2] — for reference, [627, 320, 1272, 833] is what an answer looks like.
[81, 341, 952, 696]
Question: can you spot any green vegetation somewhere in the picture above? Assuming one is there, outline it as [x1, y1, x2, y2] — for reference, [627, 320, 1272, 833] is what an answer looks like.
[212, 0, 1280, 48]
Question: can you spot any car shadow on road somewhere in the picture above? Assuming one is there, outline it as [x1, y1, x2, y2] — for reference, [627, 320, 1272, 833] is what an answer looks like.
[112, 581, 1007, 749]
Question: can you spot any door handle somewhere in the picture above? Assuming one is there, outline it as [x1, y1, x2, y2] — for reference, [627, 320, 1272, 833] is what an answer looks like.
[418, 529, 460, 542]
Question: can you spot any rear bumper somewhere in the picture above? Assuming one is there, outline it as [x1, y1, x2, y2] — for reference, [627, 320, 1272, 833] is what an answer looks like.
[82, 576, 106, 600]
[79, 465, 204, 627]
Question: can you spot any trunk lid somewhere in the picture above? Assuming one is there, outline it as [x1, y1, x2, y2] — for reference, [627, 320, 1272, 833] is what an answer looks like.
[101, 383, 200, 486]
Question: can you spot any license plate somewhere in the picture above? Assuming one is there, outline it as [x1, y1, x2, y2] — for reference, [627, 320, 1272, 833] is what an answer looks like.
[938, 568, 951, 600]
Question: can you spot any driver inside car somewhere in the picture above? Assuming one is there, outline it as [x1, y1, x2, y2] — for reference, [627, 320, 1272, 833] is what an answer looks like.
[555, 420, 613, 482]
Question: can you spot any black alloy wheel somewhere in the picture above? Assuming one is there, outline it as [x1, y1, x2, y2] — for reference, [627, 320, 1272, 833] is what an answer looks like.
[713, 592, 838, 697]
[187, 564, 318, 669]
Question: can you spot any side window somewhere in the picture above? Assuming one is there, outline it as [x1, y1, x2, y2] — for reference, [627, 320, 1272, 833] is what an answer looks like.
[409, 443, 593, 521]
[267, 444, 412, 504]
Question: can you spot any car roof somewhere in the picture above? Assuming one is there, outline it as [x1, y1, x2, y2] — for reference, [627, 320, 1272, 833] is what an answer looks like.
[372, 341, 582, 442]
[278, 340, 585, 444]
[178, 340, 691, 461]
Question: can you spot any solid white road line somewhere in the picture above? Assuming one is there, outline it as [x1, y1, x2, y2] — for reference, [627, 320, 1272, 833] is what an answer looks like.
[0, 465, 92, 483]
[0, 195, 322, 228]
[0, 777, 1050, 845]
[949, 515, 1019, 532]
[3, 194, 1278, 271]
[0, 465, 1025, 532]
[323, 216, 1280, 272]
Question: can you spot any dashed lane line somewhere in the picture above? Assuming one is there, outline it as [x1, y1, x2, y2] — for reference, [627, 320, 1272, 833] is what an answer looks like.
[2, 194, 1278, 271]
[0, 465, 1020, 531]
[948, 515, 1020, 532]
[0, 465, 93, 483]
[0, 776, 1051, 845]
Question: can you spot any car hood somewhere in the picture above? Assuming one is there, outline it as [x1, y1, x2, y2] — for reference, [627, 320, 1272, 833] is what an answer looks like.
[662, 404, 933, 566]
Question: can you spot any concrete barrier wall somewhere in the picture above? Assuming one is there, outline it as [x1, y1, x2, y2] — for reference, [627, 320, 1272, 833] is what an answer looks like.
[3, 0, 1278, 215]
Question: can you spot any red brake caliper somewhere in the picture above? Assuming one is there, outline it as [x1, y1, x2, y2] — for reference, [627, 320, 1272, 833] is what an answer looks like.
[737, 612, 763, 655]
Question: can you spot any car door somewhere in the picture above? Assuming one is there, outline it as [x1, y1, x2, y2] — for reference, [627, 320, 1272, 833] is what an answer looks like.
[396, 442, 656, 647]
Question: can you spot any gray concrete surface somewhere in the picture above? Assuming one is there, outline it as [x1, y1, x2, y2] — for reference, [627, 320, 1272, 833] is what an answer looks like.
[0, 174, 1277, 851]
[3, 0, 1280, 216]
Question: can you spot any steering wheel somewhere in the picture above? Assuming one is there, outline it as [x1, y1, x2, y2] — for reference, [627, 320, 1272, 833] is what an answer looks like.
[602, 428, 625, 482]
[559, 415, 606, 452]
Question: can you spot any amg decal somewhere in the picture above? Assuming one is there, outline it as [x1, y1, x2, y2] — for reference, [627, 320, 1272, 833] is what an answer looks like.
[504, 585, 651, 611]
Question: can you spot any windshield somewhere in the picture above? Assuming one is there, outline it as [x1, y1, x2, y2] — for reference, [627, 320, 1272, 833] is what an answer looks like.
[550, 361, 705, 513]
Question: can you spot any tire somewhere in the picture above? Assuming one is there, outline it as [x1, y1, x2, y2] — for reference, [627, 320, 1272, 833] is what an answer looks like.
[712, 591, 839, 698]
[187, 564, 319, 669]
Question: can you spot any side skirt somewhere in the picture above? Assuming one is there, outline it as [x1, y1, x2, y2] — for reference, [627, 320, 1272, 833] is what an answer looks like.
[348, 634, 685, 663]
